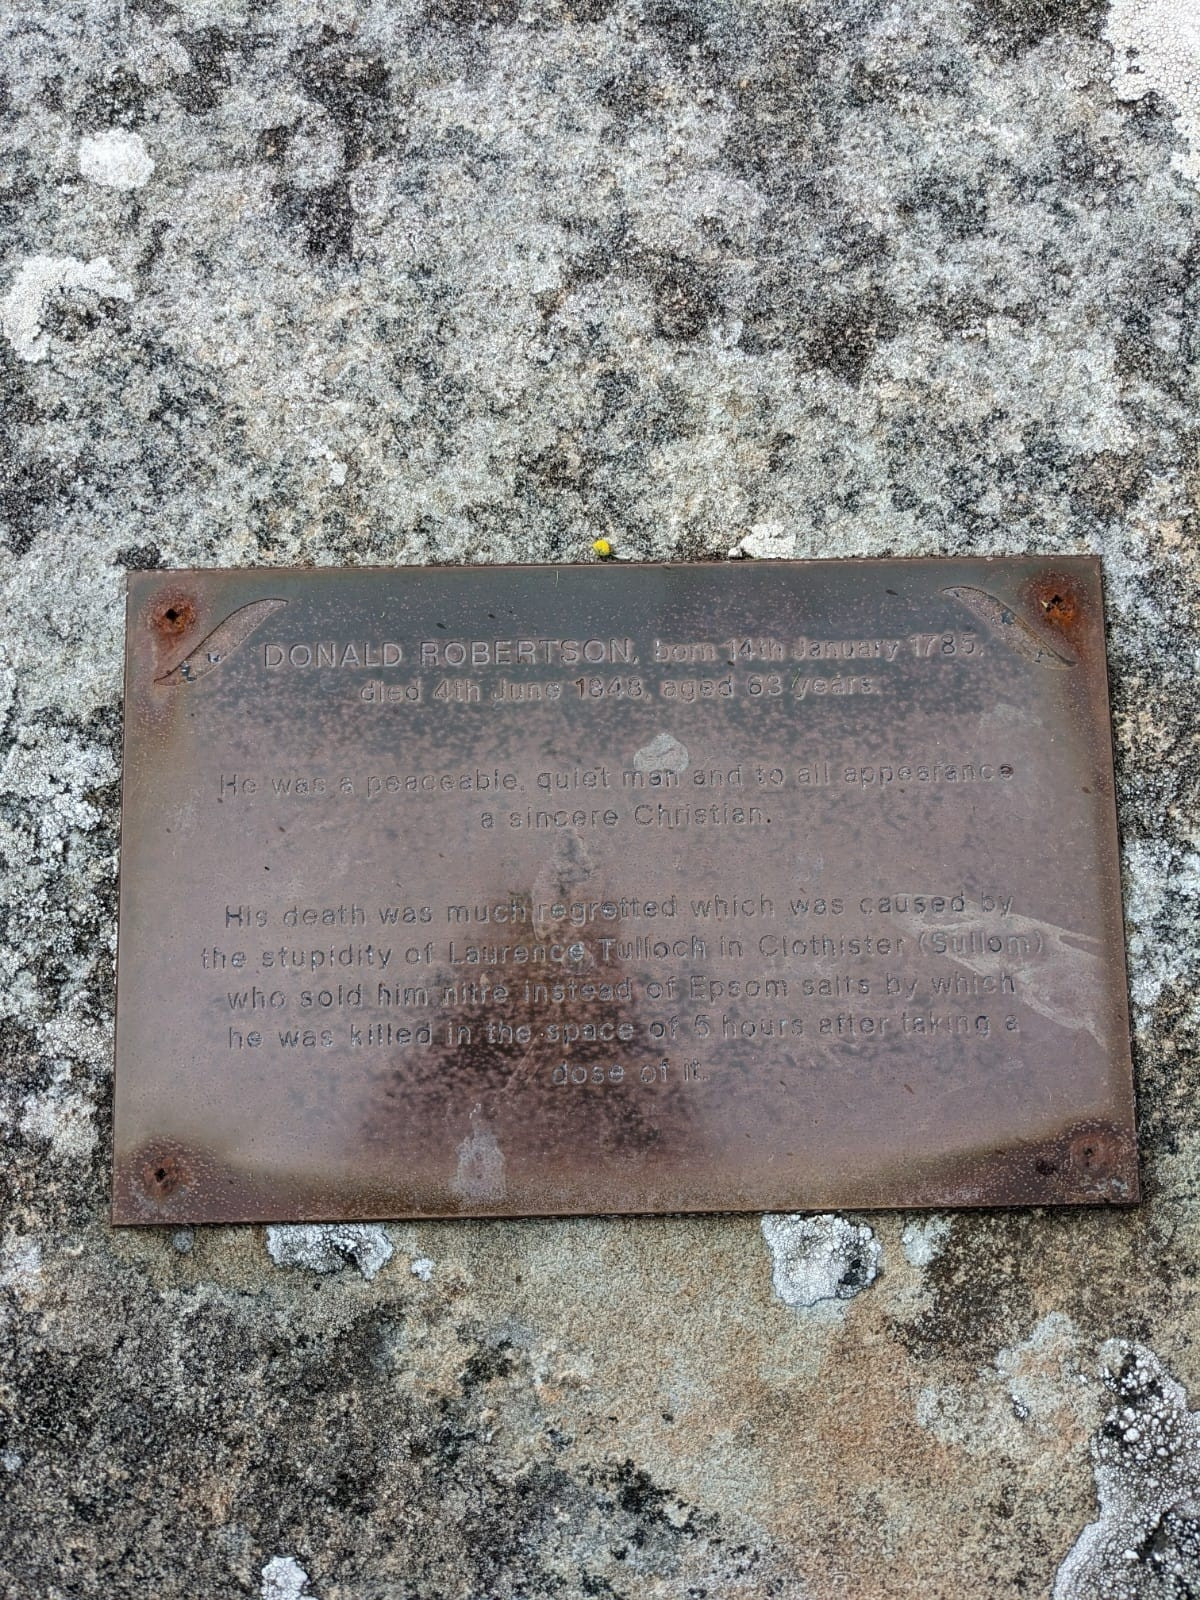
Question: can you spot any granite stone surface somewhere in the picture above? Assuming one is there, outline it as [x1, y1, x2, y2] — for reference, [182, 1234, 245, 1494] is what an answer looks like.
[1, 1, 1198, 1596]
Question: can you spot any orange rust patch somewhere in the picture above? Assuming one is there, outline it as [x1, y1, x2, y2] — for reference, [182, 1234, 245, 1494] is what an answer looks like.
[141, 1151, 191, 1201]
[1028, 573, 1082, 630]
[150, 594, 197, 637]
[1019, 570, 1092, 663]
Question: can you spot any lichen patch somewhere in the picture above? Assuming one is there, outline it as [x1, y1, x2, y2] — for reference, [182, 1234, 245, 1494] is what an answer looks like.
[264, 1224, 394, 1281]
[1055, 1342, 1200, 1599]
[761, 1213, 882, 1309]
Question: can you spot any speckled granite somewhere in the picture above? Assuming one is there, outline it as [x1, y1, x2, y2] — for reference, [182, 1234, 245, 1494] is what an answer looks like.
[1, 2, 1198, 1596]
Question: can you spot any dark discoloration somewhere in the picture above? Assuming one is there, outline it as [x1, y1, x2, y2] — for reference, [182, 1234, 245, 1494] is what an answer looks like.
[295, 35, 391, 162]
[801, 289, 902, 384]
[115, 543, 163, 571]
[174, 27, 236, 116]
[276, 180, 356, 263]
[968, 0, 1104, 54]
[647, 253, 723, 342]
[426, 0, 521, 27]
[0, 457, 57, 557]
[78, 65, 148, 129]
[0, 1291, 785, 1595]
[1072, 451, 1148, 520]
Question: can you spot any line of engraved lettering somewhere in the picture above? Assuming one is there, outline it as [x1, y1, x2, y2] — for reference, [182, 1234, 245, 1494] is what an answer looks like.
[654, 639, 720, 662]
[907, 631, 979, 658]
[631, 802, 768, 828]
[792, 636, 902, 661]
[724, 637, 787, 662]
[598, 935, 707, 961]
[419, 637, 637, 667]
[447, 940, 587, 966]
[264, 642, 403, 667]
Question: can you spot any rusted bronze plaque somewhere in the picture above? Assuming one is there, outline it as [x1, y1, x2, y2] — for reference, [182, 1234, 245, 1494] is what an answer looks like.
[112, 558, 1138, 1223]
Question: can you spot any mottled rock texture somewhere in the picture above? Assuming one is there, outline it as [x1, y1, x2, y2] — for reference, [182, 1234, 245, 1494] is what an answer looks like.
[1, 1, 1198, 1596]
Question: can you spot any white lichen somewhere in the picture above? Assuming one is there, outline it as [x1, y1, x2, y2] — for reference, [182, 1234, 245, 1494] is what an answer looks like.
[1055, 1342, 1200, 1598]
[996, 1313, 1087, 1427]
[77, 128, 155, 190]
[264, 1224, 393, 1281]
[731, 521, 795, 560]
[901, 1215, 952, 1269]
[17, 1063, 96, 1160]
[1105, 1, 1200, 188]
[261, 1555, 313, 1600]
[761, 1213, 881, 1309]
[1122, 837, 1200, 1017]
[0, 1238, 43, 1291]
[410, 1256, 434, 1281]
[0, 254, 133, 362]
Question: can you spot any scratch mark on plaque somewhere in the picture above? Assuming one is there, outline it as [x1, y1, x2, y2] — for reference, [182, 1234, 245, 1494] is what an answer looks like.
[634, 731, 690, 774]
[452, 1112, 506, 1203]
[155, 598, 287, 685]
[533, 830, 595, 908]
[905, 913, 1106, 1045]
[942, 585, 1076, 668]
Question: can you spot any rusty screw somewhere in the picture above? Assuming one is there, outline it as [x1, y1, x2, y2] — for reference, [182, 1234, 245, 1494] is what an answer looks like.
[142, 1153, 188, 1200]
[1040, 588, 1077, 626]
[152, 598, 196, 637]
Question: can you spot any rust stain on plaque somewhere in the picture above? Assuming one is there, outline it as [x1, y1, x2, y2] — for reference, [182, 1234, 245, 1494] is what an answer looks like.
[112, 558, 1139, 1223]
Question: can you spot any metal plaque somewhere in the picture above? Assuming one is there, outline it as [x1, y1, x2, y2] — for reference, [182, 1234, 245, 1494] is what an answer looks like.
[112, 559, 1138, 1223]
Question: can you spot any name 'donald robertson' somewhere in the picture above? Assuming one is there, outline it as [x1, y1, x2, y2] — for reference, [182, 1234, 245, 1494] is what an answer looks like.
[263, 637, 639, 668]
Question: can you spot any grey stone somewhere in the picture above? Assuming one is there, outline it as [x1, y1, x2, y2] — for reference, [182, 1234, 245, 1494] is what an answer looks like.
[1, 0, 1198, 1595]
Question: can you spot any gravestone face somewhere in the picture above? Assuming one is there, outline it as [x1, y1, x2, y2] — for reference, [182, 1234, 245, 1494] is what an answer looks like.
[2, 2, 1198, 1597]
[113, 559, 1136, 1221]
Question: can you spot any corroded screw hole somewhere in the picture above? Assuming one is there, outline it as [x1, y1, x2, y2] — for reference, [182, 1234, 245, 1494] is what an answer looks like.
[153, 598, 196, 636]
[1041, 590, 1077, 625]
[141, 1153, 188, 1199]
